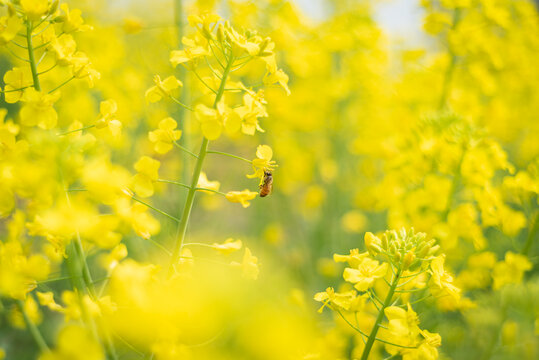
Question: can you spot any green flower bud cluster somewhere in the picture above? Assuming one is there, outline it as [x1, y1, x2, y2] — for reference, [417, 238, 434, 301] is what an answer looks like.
[365, 228, 439, 270]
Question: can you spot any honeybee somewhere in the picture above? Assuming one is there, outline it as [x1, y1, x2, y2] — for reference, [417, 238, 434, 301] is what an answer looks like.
[259, 170, 273, 197]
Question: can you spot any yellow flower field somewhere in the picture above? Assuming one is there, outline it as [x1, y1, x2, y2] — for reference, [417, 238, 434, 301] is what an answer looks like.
[0, 0, 538, 359]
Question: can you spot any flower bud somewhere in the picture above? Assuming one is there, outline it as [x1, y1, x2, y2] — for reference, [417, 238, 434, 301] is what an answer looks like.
[381, 234, 388, 250]
[216, 24, 225, 43]
[428, 245, 440, 257]
[49, 0, 59, 15]
[365, 232, 382, 255]
[402, 251, 416, 270]
[8, 3, 16, 17]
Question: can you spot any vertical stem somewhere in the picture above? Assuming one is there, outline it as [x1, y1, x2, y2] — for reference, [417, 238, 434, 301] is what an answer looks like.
[168, 52, 235, 276]
[360, 268, 402, 360]
[438, 8, 461, 110]
[65, 242, 101, 342]
[64, 190, 117, 360]
[26, 20, 41, 91]
[173, 0, 191, 249]
[522, 211, 539, 255]
[73, 234, 97, 298]
[17, 299, 49, 353]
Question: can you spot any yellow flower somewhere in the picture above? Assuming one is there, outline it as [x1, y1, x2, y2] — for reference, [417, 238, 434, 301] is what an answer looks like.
[132, 156, 160, 198]
[145, 75, 182, 103]
[51, 35, 77, 66]
[211, 238, 242, 255]
[123, 17, 143, 34]
[235, 91, 268, 135]
[21, 0, 49, 21]
[247, 145, 277, 180]
[333, 249, 369, 268]
[20, 88, 60, 129]
[225, 27, 260, 55]
[343, 258, 388, 291]
[197, 172, 220, 194]
[429, 255, 461, 300]
[100, 243, 128, 270]
[95, 99, 121, 136]
[70, 52, 100, 87]
[314, 287, 357, 313]
[263, 69, 291, 95]
[38, 325, 104, 360]
[364, 231, 383, 255]
[225, 189, 258, 208]
[385, 304, 420, 341]
[188, 13, 221, 39]
[170, 44, 209, 67]
[193, 104, 220, 140]
[9, 296, 42, 329]
[231, 247, 259, 280]
[0, 14, 23, 45]
[194, 101, 241, 140]
[492, 251, 532, 290]
[3, 67, 31, 104]
[148, 117, 181, 154]
[37, 291, 63, 312]
[59, 4, 93, 33]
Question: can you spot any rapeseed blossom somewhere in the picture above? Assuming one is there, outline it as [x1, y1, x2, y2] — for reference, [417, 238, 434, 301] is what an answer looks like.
[0, 1, 537, 359]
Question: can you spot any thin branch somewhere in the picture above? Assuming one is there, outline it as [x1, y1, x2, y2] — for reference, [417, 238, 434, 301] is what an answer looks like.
[157, 179, 191, 190]
[169, 95, 194, 111]
[204, 56, 222, 80]
[192, 69, 217, 94]
[38, 63, 56, 75]
[206, 150, 252, 164]
[131, 196, 181, 223]
[173, 141, 199, 158]
[194, 187, 226, 196]
[57, 124, 96, 136]
[146, 237, 172, 255]
[6, 45, 30, 62]
[48, 76, 75, 94]
[10, 40, 27, 49]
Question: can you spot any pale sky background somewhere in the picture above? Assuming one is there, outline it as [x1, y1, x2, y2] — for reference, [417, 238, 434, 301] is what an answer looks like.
[294, 0, 424, 44]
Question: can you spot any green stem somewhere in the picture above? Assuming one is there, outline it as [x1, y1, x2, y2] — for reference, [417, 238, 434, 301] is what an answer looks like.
[173, 141, 198, 158]
[26, 21, 41, 91]
[360, 268, 402, 360]
[170, 95, 194, 111]
[57, 124, 96, 136]
[157, 179, 191, 189]
[168, 52, 235, 276]
[48, 76, 75, 94]
[522, 211, 539, 255]
[73, 235, 97, 299]
[37, 276, 72, 284]
[336, 308, 416, 349]
[131, 196, 181, 222]
[194, 187, 227, 196]
[437, 8, 461, 110]
[17, 299, 49, 353]
[206, 150, 252, 164]
[65, 190, 118, 360]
